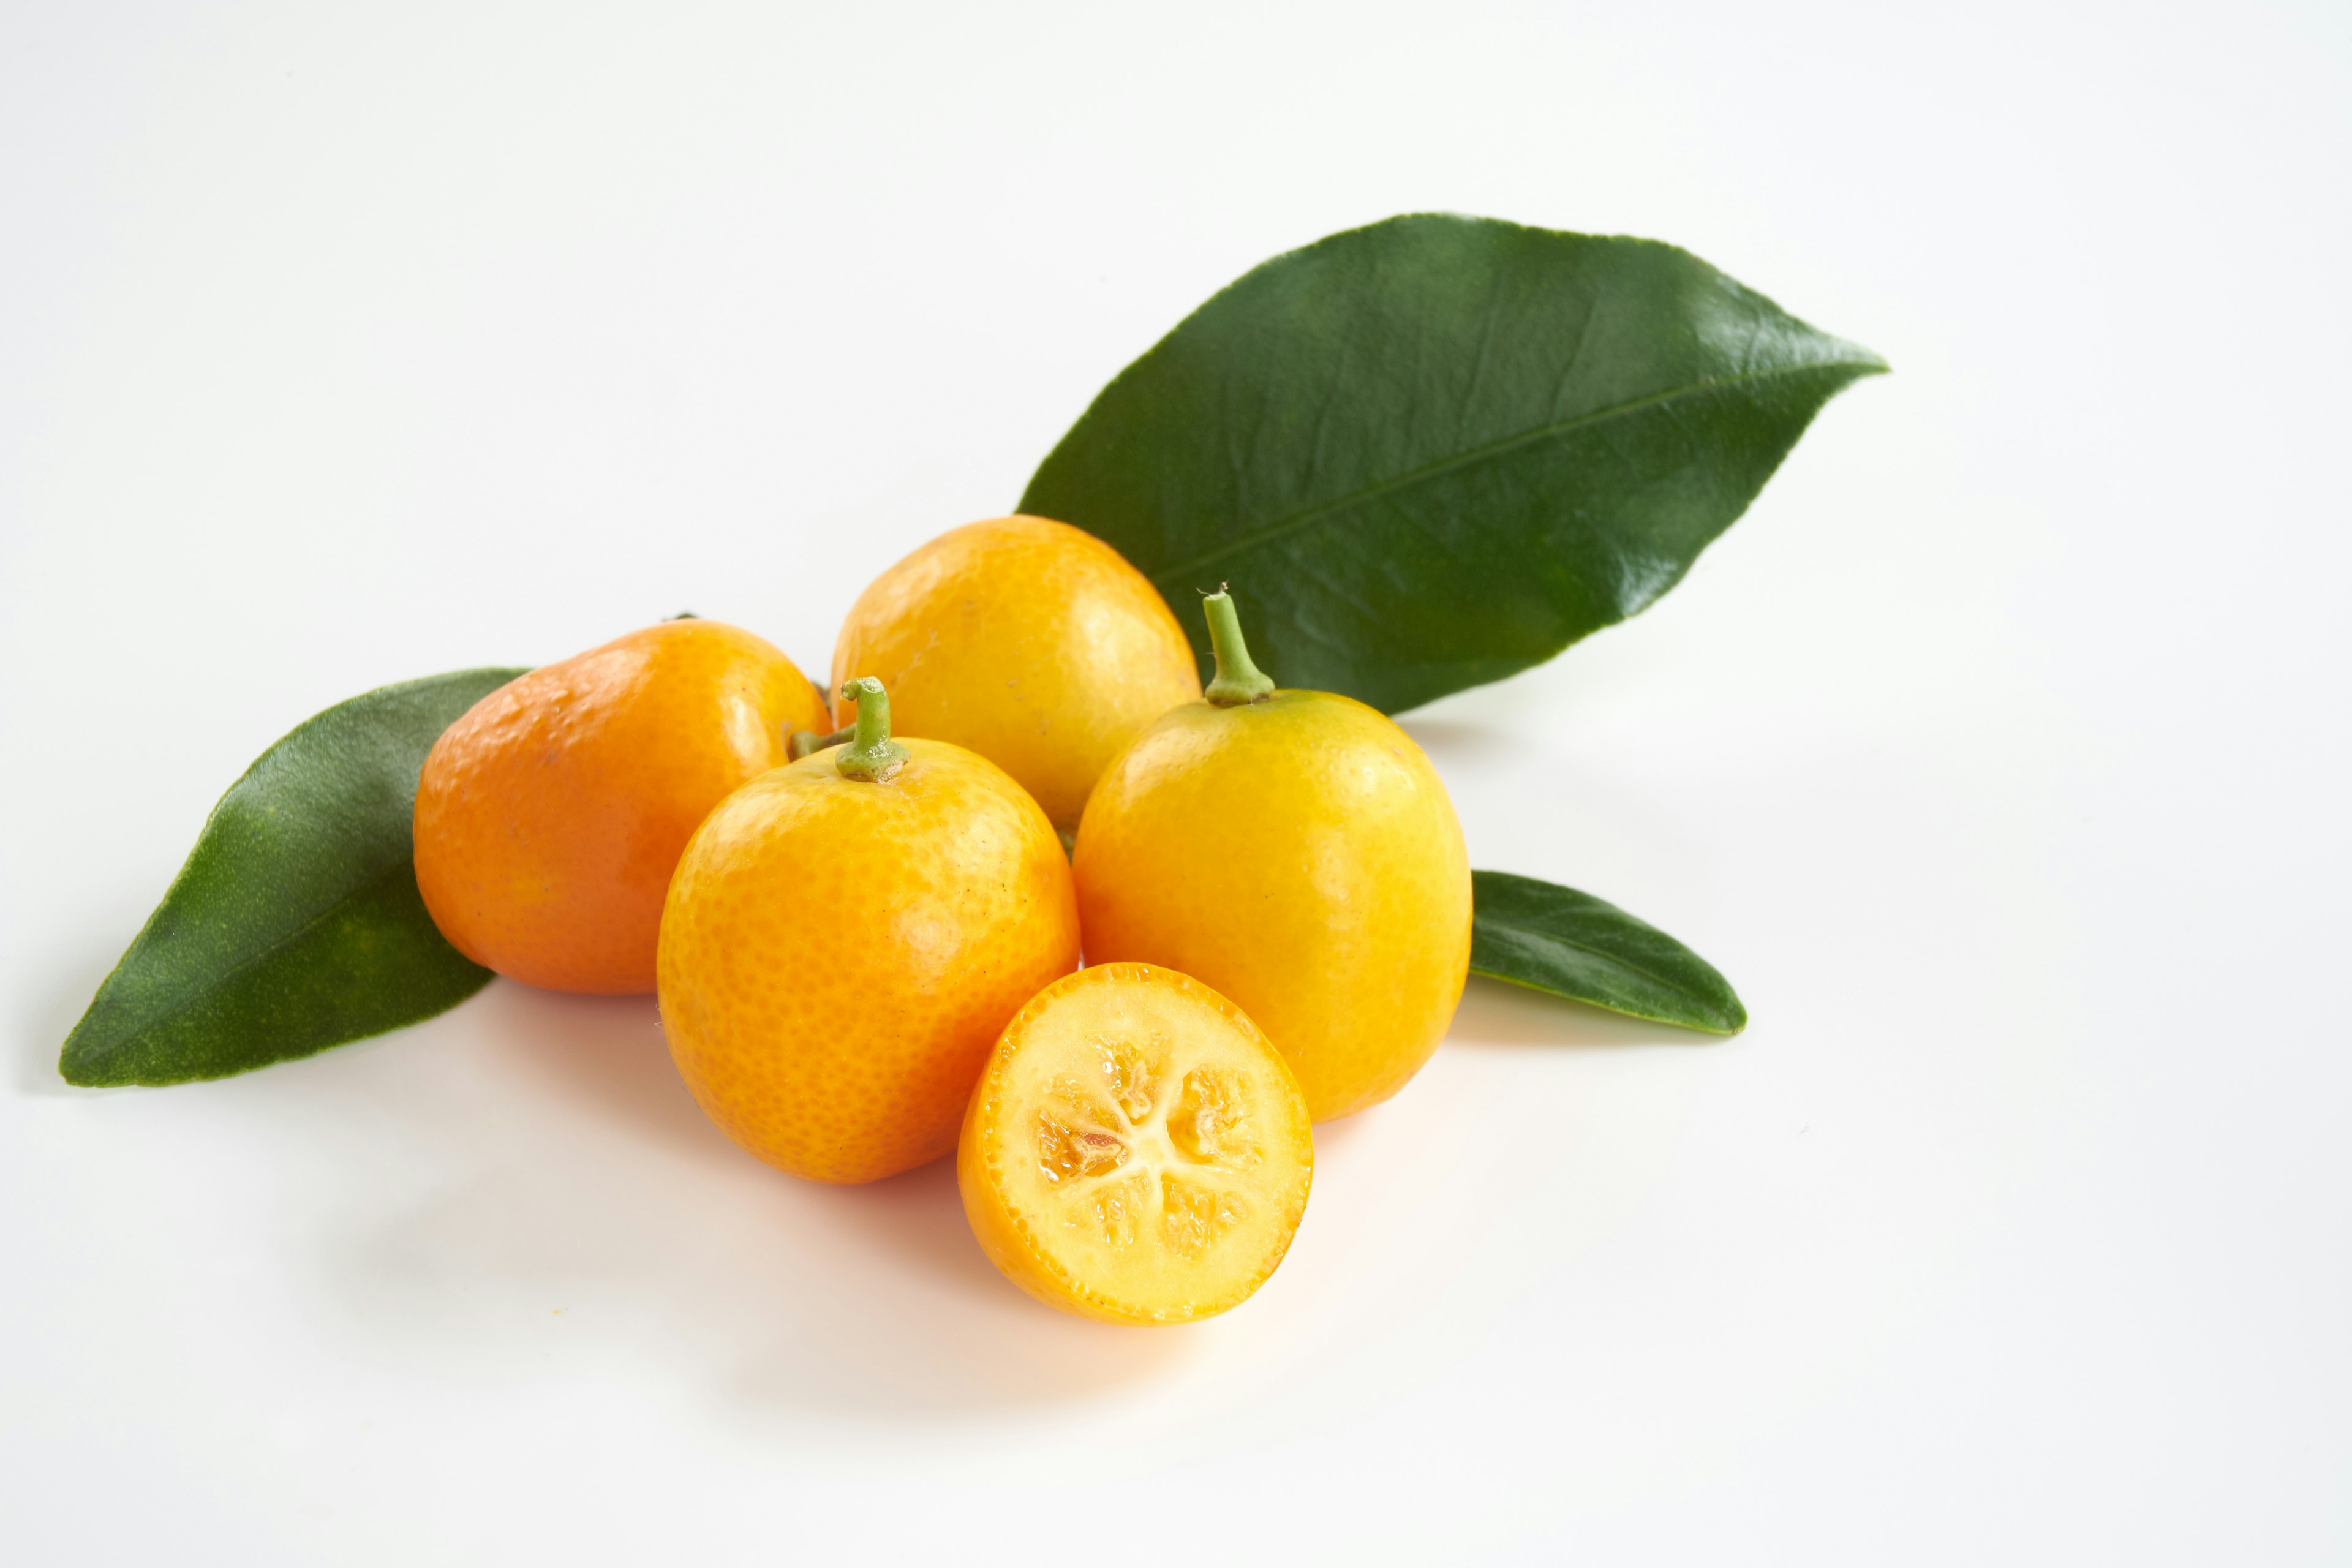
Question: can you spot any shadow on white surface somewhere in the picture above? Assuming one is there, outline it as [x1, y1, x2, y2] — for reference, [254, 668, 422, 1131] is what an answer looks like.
[483, 982, 725, 1162]
[11, 937, 1692, 1426]
[307, 980, 1188, 1423]
[1393, 714, 1520, 767]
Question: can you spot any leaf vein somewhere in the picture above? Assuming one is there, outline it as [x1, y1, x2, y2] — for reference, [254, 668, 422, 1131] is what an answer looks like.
[1152, 358, 1870, 588]
[77, 862, 432, 1054]
[1476, 925, 1714, 1001]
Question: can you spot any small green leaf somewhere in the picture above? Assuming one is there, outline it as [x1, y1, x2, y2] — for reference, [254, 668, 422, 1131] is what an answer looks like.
[1022, 213, 1886, 714]
[1471, 870, 1746, 1034]
[60, 668, 529, 1087]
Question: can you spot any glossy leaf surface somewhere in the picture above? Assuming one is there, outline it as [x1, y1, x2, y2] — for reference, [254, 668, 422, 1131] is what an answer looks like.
[1470, 870, 1746, 1034]
[1022, 213, 1885, 713]
[60, 668, 528, 1087]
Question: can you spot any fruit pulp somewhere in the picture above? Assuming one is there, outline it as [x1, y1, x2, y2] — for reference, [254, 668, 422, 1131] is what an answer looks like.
[959, 963, 1312, 1324]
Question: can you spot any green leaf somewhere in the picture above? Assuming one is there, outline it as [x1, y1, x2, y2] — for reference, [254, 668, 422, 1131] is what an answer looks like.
[60, 668, 529, 1087]
[1471, 870, 1746, 1034]
[1022, 213, 1886, 714]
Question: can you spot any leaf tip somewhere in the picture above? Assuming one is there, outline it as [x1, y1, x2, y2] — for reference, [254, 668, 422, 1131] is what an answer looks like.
[57, 1027, 127, 1088]
[1836, 336, 1891, 379]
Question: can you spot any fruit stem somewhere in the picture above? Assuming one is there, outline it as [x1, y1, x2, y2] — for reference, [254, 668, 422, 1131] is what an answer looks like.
[834, 677, 910, 782]
[1202, 588, 1275, 706]
[788, 725, 851, 761]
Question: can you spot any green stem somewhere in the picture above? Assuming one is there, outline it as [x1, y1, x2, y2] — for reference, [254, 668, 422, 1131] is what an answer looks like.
[788, 725, 851, 762]
[834, 678, 910, 782]
[1201, 588, 1275, 706]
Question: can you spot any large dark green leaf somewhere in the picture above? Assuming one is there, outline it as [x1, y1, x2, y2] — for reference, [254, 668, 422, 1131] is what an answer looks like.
[1471, 870, 1746, 1034]
[1022, 213, 1886, 713]
[60, 668, 528, 1087]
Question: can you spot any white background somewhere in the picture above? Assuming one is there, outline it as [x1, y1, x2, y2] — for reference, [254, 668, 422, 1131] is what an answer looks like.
[4, 2, 2346, 1561]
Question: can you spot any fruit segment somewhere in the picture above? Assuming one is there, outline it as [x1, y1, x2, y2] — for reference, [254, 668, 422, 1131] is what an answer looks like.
[959, 963, 1312, 1324]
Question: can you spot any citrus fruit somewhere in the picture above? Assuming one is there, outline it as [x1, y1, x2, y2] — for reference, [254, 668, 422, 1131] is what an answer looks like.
[1072, 590, 1472, 1121]
[413, 619, 828, 995]
[657, 677, 1079, 1184]
[830, 514, 1201, 833]
[958, 962, 1313, 1324]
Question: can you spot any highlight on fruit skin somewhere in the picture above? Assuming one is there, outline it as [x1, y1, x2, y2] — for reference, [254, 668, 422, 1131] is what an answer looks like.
[413, 619, 830, 995]
[829, 514, 1202, 833]
[958, 962, 1313, 1325]
[1073, 590, 1472, 1122]
[657, 676, 1080, 1185]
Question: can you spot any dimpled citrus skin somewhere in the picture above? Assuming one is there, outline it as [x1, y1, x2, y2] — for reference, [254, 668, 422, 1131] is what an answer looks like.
[830, 515, 1201, 831]
[657, 737, 1079, 1185]
[414, 620, 827, 995]
[1074, 690, 1472, 1123]
[958, 963, 1313, 1324]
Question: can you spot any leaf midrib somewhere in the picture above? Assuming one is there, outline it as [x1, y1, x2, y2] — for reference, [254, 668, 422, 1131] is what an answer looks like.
[1474, 917, 1717, 1005]
[76, 859, 424, 1057]
[1152, 357, 1877, 587]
